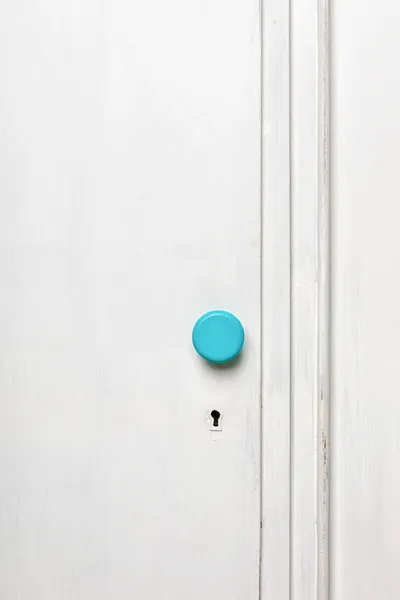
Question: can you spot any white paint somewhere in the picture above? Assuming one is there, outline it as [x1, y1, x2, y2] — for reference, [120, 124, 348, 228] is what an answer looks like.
[317, 0, 330, 597]
[11, 1, 399, 598]
[332, 0, 400, 598]
[290, 0, 319, 597]
[290, 0, 330, 597]
[260, 0, 291, 598]
[0, 1, 261, 598]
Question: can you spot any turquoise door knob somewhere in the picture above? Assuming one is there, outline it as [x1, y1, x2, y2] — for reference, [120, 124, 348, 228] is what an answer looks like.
[192, 310, 245, 363]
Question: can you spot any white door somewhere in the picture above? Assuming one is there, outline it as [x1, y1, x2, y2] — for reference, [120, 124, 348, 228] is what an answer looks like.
[0, 2, 262, 598]
[10, 1, 400, 599]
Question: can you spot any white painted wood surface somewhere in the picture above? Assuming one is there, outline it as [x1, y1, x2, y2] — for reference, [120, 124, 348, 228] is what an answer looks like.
[291, 0, 319, 597]
[260, 0, 291, 599]
[332, 0, 400, 598]
[316, 0, 330, 597]
[10, 1, 400, 599]
[0, 2, 261, 598]
[289, 0, 330, 597]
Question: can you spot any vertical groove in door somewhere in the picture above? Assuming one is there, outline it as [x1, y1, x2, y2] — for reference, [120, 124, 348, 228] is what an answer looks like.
[317, 0, 331, 597]
[259, 0, 264, 596]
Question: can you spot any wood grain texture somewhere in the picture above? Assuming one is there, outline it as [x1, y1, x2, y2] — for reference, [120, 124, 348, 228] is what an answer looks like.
[332, 0, 400, 598]
[317, 0, 330, 598]
[261, 1, 291, 599]
[0, 1, 261, 598]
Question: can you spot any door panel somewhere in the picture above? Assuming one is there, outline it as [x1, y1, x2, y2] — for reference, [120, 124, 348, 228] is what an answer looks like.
[0, 2, 261, 598]
[332, 0, 400, 597]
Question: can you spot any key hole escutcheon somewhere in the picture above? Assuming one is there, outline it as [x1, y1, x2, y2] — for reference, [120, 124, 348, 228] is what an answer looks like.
[210, 410, 221, 428]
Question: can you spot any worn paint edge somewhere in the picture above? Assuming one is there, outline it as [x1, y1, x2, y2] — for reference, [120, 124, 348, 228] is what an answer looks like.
[317, 0, 330, 597]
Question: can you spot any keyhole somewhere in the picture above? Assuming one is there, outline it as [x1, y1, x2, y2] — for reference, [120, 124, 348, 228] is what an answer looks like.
[210, 410, 221, 428]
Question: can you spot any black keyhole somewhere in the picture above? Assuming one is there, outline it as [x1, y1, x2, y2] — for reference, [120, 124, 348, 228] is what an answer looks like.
[211, 410, 221, 427]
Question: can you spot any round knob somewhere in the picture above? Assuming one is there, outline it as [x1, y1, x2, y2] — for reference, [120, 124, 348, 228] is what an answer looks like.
[192, 310, 245, 364]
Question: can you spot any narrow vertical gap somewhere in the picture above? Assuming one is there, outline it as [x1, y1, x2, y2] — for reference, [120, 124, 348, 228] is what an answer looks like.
[258, 1, 264, 598]
[288, 0, 293, 597]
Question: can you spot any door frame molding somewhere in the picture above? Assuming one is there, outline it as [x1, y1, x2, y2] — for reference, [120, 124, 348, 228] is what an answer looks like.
[316, 0, 331, 596]
[260, 0, 291, 597]
[260, 0, 331, 597]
